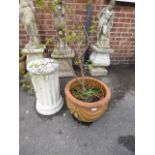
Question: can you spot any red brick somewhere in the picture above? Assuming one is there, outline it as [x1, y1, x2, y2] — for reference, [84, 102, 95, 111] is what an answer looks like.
[115, 12, 126, 18]
[119, 18, 130, 23]
[112, 22, 124, 27]
[19, 0, 135, 64]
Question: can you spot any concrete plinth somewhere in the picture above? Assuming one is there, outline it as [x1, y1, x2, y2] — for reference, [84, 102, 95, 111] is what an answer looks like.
[27, 58, 63, 115]
[51, 48, 75, 77]
[89, 67, 108, 76]
[90, 52, 110, 66]
[89, 45, 114, 77]
[22, 46, 45, 64]
[57, 59, 74, 77]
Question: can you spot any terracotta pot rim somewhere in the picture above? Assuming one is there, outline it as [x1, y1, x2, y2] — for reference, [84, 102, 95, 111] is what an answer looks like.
[64, 76, 111, 108]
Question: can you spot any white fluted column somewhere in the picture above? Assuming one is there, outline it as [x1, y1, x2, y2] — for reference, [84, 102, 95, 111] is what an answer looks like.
[27, 58, 63, 115]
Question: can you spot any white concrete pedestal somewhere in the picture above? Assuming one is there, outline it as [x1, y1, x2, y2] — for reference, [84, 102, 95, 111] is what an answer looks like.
[51, 47, 75, 77]
[27, 58, 63, 115]
[89, 45, 114, 77]
[89, 67, 108, 76]
[90, 52, 110, 66]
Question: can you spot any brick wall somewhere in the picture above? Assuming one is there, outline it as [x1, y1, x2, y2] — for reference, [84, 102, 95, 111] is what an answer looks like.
[19, 0, 135, 64]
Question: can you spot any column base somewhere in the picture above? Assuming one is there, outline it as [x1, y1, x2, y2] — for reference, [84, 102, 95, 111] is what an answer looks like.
[59, 70, 74, 77]
[36, 97, 64, 115]
[89, 67, 108, 77]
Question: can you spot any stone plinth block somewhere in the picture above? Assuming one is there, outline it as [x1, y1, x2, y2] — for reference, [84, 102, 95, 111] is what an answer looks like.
[89, 45, 114, 77]
[91, 45, 114, 54]
[57, 59, 74, 77]
[22, 46, 45, 64]
[51, 47, 75, 77]
[89, 67, 108, 76]
[90, 52, 110, 67]
[27, 58, 63, 115]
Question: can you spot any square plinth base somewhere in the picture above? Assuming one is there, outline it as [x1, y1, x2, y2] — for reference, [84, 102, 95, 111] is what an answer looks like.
[57, 59, 74, 77]
[22, 47, 45, 65]
[89, 67, 108, 77]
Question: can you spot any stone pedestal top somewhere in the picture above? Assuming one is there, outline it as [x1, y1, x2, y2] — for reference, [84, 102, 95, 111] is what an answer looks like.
[91, 45, 114, 54]
[51, 47, 75, 58]
[90, 52, 110, 67]
[27, 58, 59, 75]
[21, 45, 46, 55]
[51, 52, 75, 59]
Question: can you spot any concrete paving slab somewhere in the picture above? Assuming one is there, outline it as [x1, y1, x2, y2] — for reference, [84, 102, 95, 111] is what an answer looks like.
[19, 65, 135, 155]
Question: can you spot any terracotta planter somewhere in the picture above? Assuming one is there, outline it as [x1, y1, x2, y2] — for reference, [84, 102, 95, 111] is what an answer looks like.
[65, 76, 111, 122]
[19, 53, 26, 75]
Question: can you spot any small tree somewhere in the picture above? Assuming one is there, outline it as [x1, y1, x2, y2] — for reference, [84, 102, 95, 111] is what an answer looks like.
[35, 0, 96, 91]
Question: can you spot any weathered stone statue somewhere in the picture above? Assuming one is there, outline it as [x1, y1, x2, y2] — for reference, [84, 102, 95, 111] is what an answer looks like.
[19, 0, 40, 49]
[96, 0, 114, 48]
[53, 0, 67, 50]
[51, 0, 75, 77]
[20, 0, 45, 65]
[89, 0, 115, 76]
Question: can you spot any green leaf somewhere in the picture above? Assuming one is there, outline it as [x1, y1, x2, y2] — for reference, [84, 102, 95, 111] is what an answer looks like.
[87, 0, 93, 5]
[45, 37, 52, 46]
[35, 0, 45, 9]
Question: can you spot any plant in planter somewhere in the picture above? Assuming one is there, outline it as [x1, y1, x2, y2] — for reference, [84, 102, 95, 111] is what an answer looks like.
[35, 0, 112, 122]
